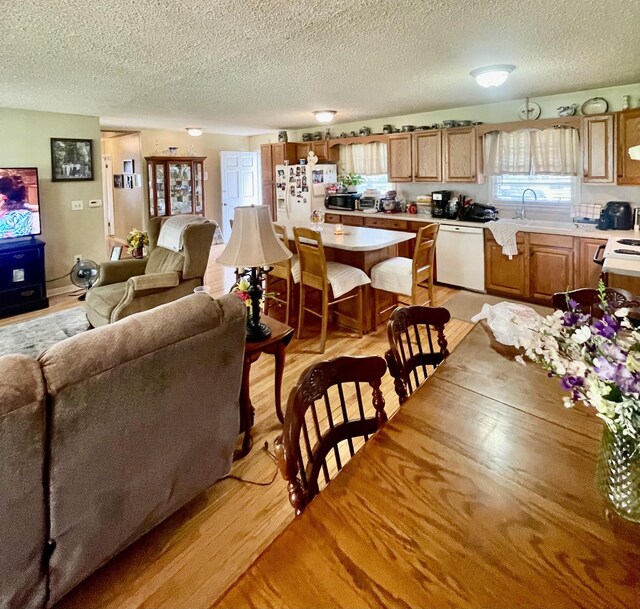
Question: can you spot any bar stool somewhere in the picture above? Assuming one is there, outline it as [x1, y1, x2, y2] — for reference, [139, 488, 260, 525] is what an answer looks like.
[293, 226, 370, 353]
[265, 224, 299, 325]
[370, 223, 439, 319]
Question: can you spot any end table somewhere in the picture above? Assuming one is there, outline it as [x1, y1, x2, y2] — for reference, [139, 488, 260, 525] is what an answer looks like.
[236, 314, 294, 458]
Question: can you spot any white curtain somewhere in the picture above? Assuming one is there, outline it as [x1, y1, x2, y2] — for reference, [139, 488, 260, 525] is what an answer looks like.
[530, 128, 580, 175]
[483, 130, 531, 175]
[340, 143, 387, 175]
[483, 127, 580, 176]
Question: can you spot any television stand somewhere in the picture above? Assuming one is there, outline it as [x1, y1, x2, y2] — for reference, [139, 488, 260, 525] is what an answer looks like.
[0, 238, 49, 318]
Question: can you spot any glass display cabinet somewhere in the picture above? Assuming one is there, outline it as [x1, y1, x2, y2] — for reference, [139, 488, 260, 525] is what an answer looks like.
[145, 156, 206, 218]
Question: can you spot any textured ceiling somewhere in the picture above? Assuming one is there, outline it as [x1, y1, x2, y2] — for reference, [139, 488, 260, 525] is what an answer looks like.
[2, 0, 639, 135]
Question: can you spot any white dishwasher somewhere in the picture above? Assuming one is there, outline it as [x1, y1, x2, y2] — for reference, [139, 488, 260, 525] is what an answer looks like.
[435, 224, 485, 292]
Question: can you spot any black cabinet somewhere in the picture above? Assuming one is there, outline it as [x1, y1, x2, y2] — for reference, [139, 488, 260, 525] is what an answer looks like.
[0, 238, 49, 318]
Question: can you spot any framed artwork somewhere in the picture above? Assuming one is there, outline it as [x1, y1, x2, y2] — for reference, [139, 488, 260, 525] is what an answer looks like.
[134, 173, 142, 187]
[113, 174, 124, 188]
[123, 159, 135, 174]
[51, 138, 93, 182]
[110, 246, 123, 261]
[124, 175, 133, 189]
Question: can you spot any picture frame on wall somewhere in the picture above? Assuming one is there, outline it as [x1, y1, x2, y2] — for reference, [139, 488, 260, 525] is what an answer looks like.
[51, 138, 94, 182]
[134, 173, 142, 188]
[113, 174, 124, 188]
[123, 159, 135, 174]
[124, 175, 134, 189]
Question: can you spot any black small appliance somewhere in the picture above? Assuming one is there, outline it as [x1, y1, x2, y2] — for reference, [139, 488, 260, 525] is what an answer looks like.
[324, 193, 361, 211]
[431, 190, 452, 218]
[444, 199, 458, 219]
[463, 202, 499, 222]
[597, 201, 633, 230]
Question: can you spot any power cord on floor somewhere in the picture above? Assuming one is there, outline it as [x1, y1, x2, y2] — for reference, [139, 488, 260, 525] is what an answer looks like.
[222, 440, 279, 486]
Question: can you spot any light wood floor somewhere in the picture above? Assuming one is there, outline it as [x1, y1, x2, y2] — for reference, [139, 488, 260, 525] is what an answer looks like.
[5, 245, 473, 609]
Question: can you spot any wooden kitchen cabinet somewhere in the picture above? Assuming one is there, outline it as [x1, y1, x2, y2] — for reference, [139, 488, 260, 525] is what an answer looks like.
[271, 143, 298, 170]
[296, 143, 310, 160]
[324, 213, 342, 224]
[576, 237, 607, 288]
[443, 127, 477, 182]
[413, 131, 442, 182]
[617, 109, 640, 185]
[363, 216, 413, 256]
[583, 115, 615, 183]
[342, 215, 364, 226]
[484, 233, 527, 297]
[261, 180, 274, 214]
[528, 234, 575, 302]
[387, 134, 413, 182]
[260, 144, 273, 178]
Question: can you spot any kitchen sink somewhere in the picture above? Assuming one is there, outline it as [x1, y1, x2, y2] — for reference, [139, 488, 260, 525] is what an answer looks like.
[512, 219, 598, 233]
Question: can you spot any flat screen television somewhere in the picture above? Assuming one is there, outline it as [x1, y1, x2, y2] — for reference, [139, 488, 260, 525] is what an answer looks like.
[0, 167, 41, 240]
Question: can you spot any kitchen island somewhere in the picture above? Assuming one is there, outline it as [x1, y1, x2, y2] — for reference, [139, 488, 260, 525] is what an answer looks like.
[276, 220, 415, 332]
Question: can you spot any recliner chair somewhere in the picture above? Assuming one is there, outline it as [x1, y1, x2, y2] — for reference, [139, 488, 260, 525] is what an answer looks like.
[84, 216, 215, 327]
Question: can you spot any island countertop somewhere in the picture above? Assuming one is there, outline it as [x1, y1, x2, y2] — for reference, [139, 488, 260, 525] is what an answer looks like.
[276, 219, 415, 252]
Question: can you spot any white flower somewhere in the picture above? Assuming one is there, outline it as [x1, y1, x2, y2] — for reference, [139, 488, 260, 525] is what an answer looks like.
[572, 326, 591, 344]
[515, 355, 527, 366]
[615, 307, 630, 318]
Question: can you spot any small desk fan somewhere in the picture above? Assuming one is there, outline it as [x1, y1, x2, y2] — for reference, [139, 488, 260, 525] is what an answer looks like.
[70, 259, 99, 301]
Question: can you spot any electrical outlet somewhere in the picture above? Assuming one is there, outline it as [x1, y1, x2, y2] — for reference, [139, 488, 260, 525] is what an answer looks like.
[71, 200, 84, 211]
[73, 255, 82, 264]
[89, 199, 102, 208]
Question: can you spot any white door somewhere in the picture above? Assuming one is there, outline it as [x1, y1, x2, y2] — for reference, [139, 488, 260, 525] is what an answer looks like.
[102, 154, 115, 237]
[221, 151, 259, 241]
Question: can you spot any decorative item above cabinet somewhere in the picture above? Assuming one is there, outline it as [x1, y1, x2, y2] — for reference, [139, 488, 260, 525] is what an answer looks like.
[617, 109, 640, 186]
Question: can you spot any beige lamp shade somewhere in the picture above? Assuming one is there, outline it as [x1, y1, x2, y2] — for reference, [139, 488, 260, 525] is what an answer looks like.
[216, 205, 292, 268]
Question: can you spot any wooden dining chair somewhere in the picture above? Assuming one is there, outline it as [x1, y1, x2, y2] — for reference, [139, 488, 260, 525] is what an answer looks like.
[274, 355, 387, 515]
[385, 305, 451, 404]
[265, 224, 299, 325]
[293, 227, 370, 353]
[370, 223, 439, 322]
[551, 287, 638, 317]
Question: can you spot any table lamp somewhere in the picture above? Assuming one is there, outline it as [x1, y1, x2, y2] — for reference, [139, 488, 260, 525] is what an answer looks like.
[216, 205, 292, 341]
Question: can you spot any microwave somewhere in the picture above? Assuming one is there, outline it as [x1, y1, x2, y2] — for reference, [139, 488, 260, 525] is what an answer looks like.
[325, 193, 359, 211]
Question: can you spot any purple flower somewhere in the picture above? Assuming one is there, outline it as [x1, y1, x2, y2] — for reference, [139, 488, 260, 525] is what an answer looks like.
[560, 375, 584, 391]
[591, 316, 618, 340]
[593, 357, 618, 382]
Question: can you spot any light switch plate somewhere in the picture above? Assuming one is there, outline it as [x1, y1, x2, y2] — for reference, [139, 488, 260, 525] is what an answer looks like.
[71, 200, 84, 210]
[89, 199, 102, 208]
[13, 268, 25, 282]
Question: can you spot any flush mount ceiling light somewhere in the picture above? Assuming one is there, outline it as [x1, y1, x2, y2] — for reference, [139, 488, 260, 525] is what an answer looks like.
[470, 65, 515, 88]
[313, 110, 337, 123]
[186, 127, 204, 137]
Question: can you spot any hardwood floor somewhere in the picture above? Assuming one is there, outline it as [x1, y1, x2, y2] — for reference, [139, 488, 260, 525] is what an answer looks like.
[2, 245, 473, 609]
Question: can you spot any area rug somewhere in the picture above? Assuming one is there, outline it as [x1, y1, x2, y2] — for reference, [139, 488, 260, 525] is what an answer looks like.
[0, 307, 90, 358]
[443, 291, 553, 323]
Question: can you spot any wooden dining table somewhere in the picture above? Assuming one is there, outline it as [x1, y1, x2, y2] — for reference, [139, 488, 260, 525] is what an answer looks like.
[214, 323, 640, 609]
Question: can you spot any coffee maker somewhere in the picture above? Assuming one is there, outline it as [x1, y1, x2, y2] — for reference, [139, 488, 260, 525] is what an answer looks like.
[431, 190, 453, 218]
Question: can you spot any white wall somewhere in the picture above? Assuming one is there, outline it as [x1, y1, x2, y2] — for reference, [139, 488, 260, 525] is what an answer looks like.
[0, 108, 105, 289]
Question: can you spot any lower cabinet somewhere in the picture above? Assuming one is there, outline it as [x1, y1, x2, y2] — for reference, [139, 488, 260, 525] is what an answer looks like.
[528, 234, 575, 302]
[485, 234, 527, 297]
[486, 232, 609, 304]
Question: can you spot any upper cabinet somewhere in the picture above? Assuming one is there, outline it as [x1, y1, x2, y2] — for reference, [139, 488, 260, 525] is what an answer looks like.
[443, 127, 477, 182]
[617, 109, 640, 185]
[260, 144, 273, 180]
[583, 114, 615, 183]
[146, 156, 205, 218]
[413, 131, 442, 182]
[387, 134, 413, 182]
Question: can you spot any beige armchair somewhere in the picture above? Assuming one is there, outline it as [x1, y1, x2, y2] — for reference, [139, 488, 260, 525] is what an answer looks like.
[84, 216, 215, 327]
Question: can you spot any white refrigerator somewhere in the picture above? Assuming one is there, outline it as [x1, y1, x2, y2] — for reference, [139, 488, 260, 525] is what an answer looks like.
[275, 163, 337, 223]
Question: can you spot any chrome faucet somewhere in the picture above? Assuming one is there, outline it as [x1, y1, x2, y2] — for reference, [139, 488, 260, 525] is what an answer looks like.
[515, 188, 537, 220]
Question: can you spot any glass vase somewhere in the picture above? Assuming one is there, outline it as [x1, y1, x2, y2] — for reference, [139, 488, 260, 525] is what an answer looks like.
[595, 426, 640, 522]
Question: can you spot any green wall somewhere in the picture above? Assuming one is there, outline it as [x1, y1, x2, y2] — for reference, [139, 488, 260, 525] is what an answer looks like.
[0, 108, 105, 290]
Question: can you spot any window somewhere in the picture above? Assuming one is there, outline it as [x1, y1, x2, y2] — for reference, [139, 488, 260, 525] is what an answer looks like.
[491, 174, 576, 204]
[357, 174, 394, 194]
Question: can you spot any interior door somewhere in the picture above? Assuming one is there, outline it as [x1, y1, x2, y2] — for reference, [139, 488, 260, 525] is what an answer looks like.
[101, 154, 115, 237]
[221, 151, 259, 241]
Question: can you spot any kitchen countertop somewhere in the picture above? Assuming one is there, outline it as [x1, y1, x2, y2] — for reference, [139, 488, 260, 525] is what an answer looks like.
[277, 219, 414, 252]
[330, 209, 640, 240]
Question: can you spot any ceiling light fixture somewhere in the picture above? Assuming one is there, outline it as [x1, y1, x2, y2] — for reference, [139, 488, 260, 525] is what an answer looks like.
[313, 110, 337, 123]
[470, 65, 515, 88]
[186, 127, 204, 137]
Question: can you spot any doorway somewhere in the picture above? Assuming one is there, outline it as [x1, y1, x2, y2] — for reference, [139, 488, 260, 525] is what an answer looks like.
[220, 151, 259, 242]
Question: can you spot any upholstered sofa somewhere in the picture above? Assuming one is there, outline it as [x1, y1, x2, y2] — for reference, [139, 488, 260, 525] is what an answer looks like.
[0, 293, 245, 609]
[84, 216, 216, 327]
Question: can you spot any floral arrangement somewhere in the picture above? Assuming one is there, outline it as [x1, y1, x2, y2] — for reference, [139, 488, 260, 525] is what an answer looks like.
[232, 277, 253, 308]
[514, 283, 640, 439]
[126, 228, 149, 254]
